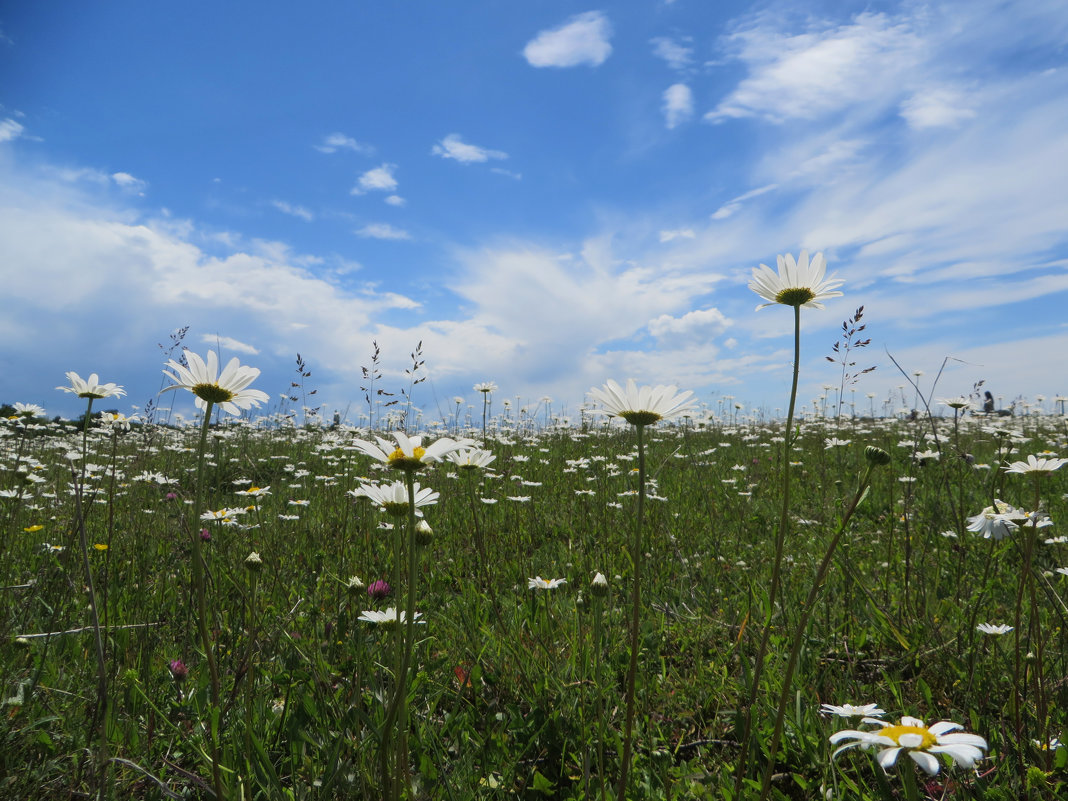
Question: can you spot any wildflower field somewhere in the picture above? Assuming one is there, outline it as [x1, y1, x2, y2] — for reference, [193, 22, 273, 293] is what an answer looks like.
[2, 255, 1066, 800]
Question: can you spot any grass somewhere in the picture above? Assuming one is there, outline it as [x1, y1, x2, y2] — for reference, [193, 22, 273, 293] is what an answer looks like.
[1, 404, 1066, 799]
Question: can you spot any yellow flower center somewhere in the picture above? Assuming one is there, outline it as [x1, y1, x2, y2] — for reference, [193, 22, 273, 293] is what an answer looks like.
[192, 383, 236, 404]
[878, 724, 936, 750]
[388, 446, 427, 471]
[775, 287, 817, 306]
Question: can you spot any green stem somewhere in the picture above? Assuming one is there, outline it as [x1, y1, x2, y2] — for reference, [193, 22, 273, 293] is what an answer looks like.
[736, 302, 802, 793]
[757, 463, 875, 801]
[615, 422, 646, 801]
[74, 398, 110, 799]
[190, 401, 225, 801]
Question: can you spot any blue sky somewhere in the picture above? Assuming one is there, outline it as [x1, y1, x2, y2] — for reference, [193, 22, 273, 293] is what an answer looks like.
[2, 0, 1068, 423]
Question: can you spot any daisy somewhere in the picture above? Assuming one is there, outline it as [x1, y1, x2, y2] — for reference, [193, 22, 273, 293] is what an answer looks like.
[1004, 454, 1068, 474]
[10, 402, 45, 419]
[347, 480, 439, 517]
[444, 447, 497, 471]
[160, 349, 268, 416]
[976, 623, 1014, 635]
[56, 372, 126, 400]
[820, 703, 886, 718]
[473, 382, 498, 394]
[749, 250, 844, 310]
[528, 576, 567, 590]
[358, 607, 423, 627]
[938, 397, 973, 411]
[588, 378, 696, 427]
[830, 715, 987, 775]
[351, 431, 468, 472]
[966, 501, 1019, 540]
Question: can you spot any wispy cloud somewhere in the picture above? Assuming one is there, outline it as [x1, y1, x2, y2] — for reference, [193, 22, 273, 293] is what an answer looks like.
[0, 118, 24, 142]
[650, 36, 693, 71]
[706, 12, 921, 123]
[432, 134, 508, 164]
[659, 228, 695, 243]
[351, 163, 398, 195]
[711, 184, 778, 220]
[200, 334, 259, 355]
[899, 87, 977, 129]
[523, 11, 613, 68]
[662, 83, 693, 129]
[111, 172, 147, 195]
[355, 222, 410, 240]
[271, 199, 314, 221]
[315, 132, 373, 155]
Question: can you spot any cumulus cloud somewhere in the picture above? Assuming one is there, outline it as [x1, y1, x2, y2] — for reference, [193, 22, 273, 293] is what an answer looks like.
[647, 308, 732, 346]
[351, 163, 398, 195]
[0, 118, 25, 142]
[315, 132, 373, 154]
[271, 200, 314, 221]
[523, 11, 613, 68]
[200, 334, 259, 355]
[355, 222, 411, 240]
[432, 134, 508, 164]
[662, 83, 694, 129]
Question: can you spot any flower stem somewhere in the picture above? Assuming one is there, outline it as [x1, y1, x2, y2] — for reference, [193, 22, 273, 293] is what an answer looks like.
[736, 302, 802, 793]
[615, 422, 646, 801]
[757, 462, 876, 801]
[190, 401, 225, 801]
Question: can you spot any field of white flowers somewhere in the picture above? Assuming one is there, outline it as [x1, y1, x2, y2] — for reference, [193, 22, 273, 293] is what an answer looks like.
[2, 252, 1066, 800]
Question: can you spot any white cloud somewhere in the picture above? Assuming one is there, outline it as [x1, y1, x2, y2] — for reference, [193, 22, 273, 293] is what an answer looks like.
[271, 200, 314, 221]
[899, 87, 977, 129]
[315, 132, 373, 155]
[523, 11, 613, 68]
[648, 308, 732, 346]
[0, 118, 25, 142]
[355, 223, 411, 240]
[431, 133, 508, 164]
[662, 83, 694, 129]
[651, 36, 693, 71]
[706, 12, 921, 123]
[200, 334, 259, 355]
[659, 228, 695, 243]
[711, 184, 778, 220]
[351, 163, 398, 195]
[111, 172, 147, 195]
[384, 195, 405, 207]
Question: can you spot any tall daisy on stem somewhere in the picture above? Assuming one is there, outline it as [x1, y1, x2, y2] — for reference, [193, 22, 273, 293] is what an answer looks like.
[56, 371, 126, 798]
[160, 349, 268, 800]
[736, 250, 843, 795]
[588, 378, 696, 800]
[351, 431, 465, 800]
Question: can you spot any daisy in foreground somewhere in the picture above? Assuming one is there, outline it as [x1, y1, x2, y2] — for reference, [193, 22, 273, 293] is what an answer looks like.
[1004, 454, 1068, 474]
[160, 350, 268, 415]
[749, 249, 844, 310]
[830, 715, 988, 775]
[588, 378, 696, 426]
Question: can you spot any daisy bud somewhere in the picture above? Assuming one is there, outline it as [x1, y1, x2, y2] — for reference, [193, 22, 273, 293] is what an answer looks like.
[591, 571, 609, 597]
[415, 519, 433, 546]
[864, 446, 891, 466]
[244, 551, 263, 571]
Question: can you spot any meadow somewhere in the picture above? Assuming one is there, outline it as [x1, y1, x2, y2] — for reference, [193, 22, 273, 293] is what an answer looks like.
[0, 253, 1064, 801]
[2, 375, 1066, 800]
